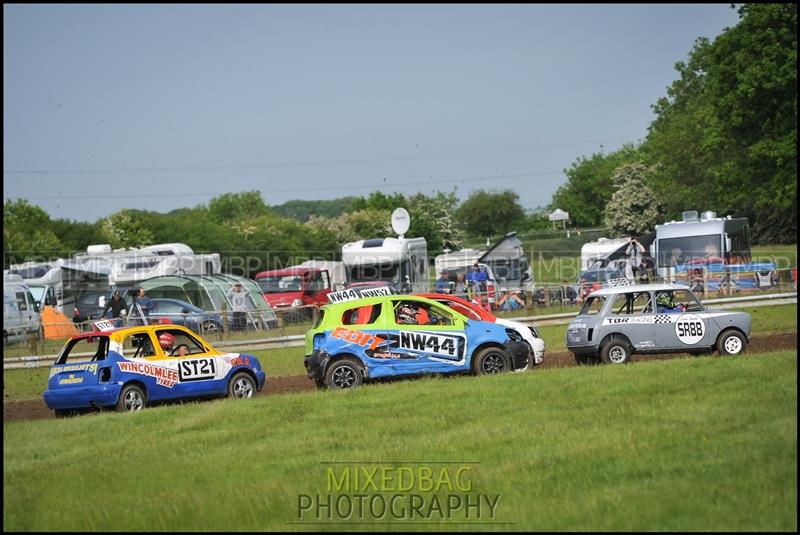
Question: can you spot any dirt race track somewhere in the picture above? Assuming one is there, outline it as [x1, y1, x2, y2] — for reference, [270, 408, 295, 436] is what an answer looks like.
[5, 331, 796, 423]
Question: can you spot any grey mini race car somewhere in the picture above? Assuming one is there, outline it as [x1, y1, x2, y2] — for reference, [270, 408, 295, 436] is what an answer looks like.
[565, 283, 751, 365]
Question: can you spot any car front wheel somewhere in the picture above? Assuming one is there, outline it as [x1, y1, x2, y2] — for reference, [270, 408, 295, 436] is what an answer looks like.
[600, 339, 631, 365]
[116, 384, 146, 412]
[472, 347, 512, 375]
[228, 372, 256, 399]
[717, 330, 747, 356]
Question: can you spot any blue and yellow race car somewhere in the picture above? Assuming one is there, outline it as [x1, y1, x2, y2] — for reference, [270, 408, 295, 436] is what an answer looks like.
[304, 294, 528, 389]
[43, 322, 266, 416]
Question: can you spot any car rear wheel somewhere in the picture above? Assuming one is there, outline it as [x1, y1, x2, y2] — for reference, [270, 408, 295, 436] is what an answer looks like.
[228, 372, 256, 399]
[116, 384, 146, 412]
[600, 339, 631, 365]
[472, 347, 512, 375]
[324, 359, 363, 390]
[717, 330, 747, 356]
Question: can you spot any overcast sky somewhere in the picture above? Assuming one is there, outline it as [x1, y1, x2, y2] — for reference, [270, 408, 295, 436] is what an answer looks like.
[3, 4, 741, 223]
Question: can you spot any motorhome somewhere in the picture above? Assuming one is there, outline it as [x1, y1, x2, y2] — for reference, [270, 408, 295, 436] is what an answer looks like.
[341, 237, 429, 293]
[75, 243, 221, 289]
[651, 210, 775, 290]
[8, 259, 111, 316]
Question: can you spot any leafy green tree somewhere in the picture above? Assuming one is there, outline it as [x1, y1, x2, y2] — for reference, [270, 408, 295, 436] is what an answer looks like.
[604, 163, 664, 237]
[270, 197, 357, 222]
[208, 191, 271, 223]
[454, 190, 526, 239]
[549, 144, 642, 228]
[406, 191, 464, 254]
[348, 191, 407, 213]
[3, 200, 63, 266]
[99, 209, 156, 248]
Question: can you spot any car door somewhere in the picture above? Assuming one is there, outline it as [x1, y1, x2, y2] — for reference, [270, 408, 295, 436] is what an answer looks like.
[383, 298, 468, 375]
[603, 291, 657, 352]
[654, 289, 713, 350]
[153, 328, 225, 397]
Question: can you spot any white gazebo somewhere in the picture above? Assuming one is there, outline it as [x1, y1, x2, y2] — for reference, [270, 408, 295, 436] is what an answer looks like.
[548, 208, 570, 231]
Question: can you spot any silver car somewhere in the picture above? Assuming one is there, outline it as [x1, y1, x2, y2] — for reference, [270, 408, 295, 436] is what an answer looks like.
[565, 283, 751, 365]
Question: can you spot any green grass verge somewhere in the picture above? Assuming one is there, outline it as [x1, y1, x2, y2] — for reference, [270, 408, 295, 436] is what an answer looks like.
[4, 351, 796, 531]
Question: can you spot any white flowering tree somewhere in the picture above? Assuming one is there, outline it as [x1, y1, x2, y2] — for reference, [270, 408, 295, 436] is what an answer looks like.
[604, 163, 663, 237]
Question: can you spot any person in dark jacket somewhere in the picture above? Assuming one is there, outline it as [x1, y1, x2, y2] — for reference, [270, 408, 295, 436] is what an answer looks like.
[101, 290, 126, 326]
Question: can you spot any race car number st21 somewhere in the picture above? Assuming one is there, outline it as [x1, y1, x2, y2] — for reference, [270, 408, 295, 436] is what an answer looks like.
[179, 358, 217, 381]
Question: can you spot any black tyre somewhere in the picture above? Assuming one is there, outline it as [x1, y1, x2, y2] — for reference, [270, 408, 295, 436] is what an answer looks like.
[116, 384, 146, 412]
[54, 409, 73, 418]
[202, 321, 221, 335]
[228, 372, 257, 399]
[324, 359, 363, 390]
[717, 330, 747, 356]
[472, 347, 512, 375]
[600, 339, 631, 365]
[575, 354, 601, 366]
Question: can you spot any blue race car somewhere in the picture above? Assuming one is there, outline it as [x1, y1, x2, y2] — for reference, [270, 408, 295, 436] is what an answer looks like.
[43, 322, 266, 416]
[304, 294, 528, 389]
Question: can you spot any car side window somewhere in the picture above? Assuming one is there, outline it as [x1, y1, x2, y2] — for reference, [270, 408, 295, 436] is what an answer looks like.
[635, 292, 653, 314]
[155, 329, 207, 357]
[672, 289, 704, 312]
[394, 301, 453, 326]
[123, 333, 156, 359]
[342, 304, 382, 325]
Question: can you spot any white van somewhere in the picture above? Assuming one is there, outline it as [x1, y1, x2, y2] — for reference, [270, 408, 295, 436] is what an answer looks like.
[3, 275, 42, 345]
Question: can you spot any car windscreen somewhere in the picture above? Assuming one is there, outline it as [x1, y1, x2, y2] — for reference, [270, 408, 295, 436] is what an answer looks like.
[257, 275, 303, 293]
[348, 263, 401, 285]
[578, 295, 606, 315]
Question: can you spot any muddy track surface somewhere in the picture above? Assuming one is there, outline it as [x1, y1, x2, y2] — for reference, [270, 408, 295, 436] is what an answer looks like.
[5, 331, 796, 423]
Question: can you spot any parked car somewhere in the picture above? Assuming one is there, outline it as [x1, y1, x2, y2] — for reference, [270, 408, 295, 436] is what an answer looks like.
[72, 290, 109, 324]
[43, 323, 266, 416]
[148, 298, 224, 334]
[304, 294, 528, 389]
[417, 292, 545, 368]
[565, 283, 751, 365]
[574, 267, 626, 301]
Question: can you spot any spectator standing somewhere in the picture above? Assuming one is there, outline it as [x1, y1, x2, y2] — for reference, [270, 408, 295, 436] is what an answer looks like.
[227, 282, 248, 332]
[132, 287, 153, 325]
[626, 238, 646, 281]
[435, 270, 452, 294]
[101, 290, 126, 327]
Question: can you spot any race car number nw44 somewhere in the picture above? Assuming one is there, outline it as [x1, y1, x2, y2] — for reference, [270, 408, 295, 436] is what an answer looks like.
[565, 283, 751, 365]
[303, 294, 529, 389]
[43, 323, 266, 416]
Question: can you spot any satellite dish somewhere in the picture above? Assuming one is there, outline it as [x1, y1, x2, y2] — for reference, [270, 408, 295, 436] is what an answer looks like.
[391, 207, 411, 237]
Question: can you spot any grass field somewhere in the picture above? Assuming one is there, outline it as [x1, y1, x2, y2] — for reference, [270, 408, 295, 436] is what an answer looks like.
[4, 303, 796, 403]
[4, 350, 796, 531]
